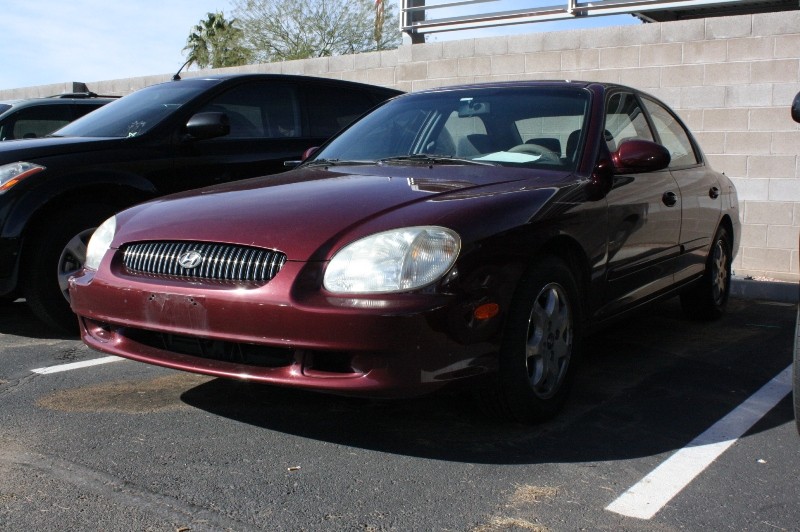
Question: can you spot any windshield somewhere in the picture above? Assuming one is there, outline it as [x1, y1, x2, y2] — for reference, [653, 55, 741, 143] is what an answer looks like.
[313, 86, 590, 171]
[52, 80, 217, 138]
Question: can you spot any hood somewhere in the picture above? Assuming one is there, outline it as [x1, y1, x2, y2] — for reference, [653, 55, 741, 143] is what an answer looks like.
[114, 164, 573, 261]
[0, 136, 121, 163]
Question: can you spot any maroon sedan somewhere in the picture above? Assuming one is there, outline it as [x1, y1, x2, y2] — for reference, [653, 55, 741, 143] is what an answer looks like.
[69, 81, 739, 423]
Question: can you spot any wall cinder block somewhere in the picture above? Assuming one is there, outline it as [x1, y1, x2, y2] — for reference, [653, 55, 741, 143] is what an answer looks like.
[705, 15, 752, 39]
[726, 131, 773, 154]
[749, 107, 798, 132]
[728, 36, 775, 61]
[684, 40, 728, 64]
[744, 201, 795, 225]
[491, 54, 526, 75]
[767, 225, 800, 249]
[771, 132, 800, 155]
[704, 61, 750, 85]
[769, 177, 800, 201]
[641, 43, 683, 66]
[725, 83, 774, 107]
[751, 59, 799, 83]
[561, 49, 599, 71]
[525, 51, 562, 73]
[703, 108, 749, 131]
[599, 46, 640, 69]
[750, 155, 796, 179]
[752, 11, 800, 36]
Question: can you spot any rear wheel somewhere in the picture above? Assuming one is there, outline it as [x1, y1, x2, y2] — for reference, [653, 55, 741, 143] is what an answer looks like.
[486, 256, 583, 424]
[680, 226, 732, 321]
[24, 203, 117, 333]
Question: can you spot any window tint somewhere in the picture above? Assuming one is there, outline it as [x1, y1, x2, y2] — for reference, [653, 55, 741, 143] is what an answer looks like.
[604, 92, 653, 152]
[199, 82, 301, 138]
[641, 97, 699, 168]
[306, 87, 375, 137]
[8, 105, 73, 139]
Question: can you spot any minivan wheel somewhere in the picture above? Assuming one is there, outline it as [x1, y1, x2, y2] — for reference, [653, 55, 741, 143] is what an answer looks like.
[24, 204, 117, 333]
[680, 226, 732, 321]
[488, 256, 583, 424]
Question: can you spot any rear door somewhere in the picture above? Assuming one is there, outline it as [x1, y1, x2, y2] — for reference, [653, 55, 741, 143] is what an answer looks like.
[640, 95, 722, 283]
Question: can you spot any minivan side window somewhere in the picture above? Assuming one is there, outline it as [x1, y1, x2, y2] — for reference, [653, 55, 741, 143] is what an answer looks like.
[8, 106, 73, 140]
[306, 87, 375, 138]
[199, 82, 302, 139]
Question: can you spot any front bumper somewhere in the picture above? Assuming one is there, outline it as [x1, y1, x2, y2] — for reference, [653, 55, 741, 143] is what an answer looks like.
[69, 261, 503, 397]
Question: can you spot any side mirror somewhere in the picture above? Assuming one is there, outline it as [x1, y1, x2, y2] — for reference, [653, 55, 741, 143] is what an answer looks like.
[185, 112, 230, 140]
[283, 147, 320, 169]
[301, 147, 319, 161]
[612, 139, 670, 174]
[792, 92, 800, 123]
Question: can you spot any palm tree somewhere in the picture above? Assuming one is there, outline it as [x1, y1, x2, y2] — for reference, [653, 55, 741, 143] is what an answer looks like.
[183, 12, 252, 70]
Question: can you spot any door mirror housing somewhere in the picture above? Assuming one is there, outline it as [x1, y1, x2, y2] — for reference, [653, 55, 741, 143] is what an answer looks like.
[612, 139, 670, 174]
[185, 112, 230, 140]
[792, 92, 800, 123]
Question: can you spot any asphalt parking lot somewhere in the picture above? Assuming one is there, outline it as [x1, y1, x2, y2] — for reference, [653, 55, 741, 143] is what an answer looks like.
[0, 293, 797, 531]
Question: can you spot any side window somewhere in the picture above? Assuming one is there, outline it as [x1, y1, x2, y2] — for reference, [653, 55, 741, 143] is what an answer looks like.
[641, 97, 699, 168]
[199, 82, 301, 139]
[306, 87, 377, 138]
[9, 106, 73, 139]
[604, 92, 653, 152]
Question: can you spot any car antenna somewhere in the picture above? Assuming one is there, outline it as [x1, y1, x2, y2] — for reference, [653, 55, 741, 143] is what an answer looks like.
[173, 59, 191, 81]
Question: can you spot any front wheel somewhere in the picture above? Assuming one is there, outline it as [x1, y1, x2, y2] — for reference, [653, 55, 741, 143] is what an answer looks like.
[24, 203, 118, 332]
[487, 256, 583, 424]
[680, 225, 732, 321]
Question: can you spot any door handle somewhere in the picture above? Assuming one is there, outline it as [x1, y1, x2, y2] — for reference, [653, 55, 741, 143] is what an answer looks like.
[662, 191, 678, 207]
[709, 186, 720, 199]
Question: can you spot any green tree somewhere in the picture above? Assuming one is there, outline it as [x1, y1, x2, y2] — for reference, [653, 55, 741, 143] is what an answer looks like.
[183, 12, 253, 69]
[232, 0, 401, 63]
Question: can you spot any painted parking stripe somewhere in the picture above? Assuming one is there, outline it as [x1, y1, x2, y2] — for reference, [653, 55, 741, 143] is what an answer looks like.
[606, 364, 793, 520]
[32, 356, 123, 375]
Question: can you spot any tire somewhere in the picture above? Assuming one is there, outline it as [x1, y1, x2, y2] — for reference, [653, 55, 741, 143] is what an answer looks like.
[680, 225, 732, 321]
[23, 203, 117, 333]
[487, 256, 583, 424]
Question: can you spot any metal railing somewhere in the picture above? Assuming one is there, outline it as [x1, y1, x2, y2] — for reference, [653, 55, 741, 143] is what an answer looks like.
[400, 0, 781, 37]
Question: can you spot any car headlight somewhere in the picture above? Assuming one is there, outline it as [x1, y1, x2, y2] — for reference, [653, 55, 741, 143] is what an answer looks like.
[0, 162, 45, 193]
[323, 226, 460, 293]
[84, 215, 116, 270]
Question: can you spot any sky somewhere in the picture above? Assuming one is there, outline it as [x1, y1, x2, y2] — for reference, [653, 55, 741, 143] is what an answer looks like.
[0, 0, 638, 92]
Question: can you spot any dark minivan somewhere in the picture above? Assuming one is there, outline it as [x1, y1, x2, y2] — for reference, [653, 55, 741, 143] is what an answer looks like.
[0, 74, 401, 330]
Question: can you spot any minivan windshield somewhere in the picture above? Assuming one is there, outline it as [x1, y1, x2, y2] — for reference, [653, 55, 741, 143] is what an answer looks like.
[313, 86, 590, 171]
[52, 80, 217, 138]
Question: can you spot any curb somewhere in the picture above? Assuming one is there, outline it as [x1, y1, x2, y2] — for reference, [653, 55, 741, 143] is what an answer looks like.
[731, 277, 799, 304]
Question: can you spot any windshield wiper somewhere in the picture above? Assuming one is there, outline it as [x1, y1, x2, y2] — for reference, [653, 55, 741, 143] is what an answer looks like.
[302, 158, 375, 168]
[379, 154, 497, 166]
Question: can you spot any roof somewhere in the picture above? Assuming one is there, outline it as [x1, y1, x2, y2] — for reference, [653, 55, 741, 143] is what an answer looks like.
[633, 0, 798, 22]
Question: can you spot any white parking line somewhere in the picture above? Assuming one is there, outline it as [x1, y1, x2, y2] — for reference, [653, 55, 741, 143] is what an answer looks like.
[606, 364, 793, 520]
[32, 356, 123, 375]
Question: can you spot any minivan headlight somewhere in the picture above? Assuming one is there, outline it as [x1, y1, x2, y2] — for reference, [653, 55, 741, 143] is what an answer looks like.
[84, 216, 116, 270]
[0, 162, 45, 193]
[323, 226, 460, 293]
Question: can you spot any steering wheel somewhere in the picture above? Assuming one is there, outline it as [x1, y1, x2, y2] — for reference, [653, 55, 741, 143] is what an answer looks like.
[508, 143, 561, 164]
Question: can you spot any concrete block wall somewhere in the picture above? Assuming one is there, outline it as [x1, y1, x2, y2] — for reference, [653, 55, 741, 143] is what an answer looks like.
[2, 11, 798, 281]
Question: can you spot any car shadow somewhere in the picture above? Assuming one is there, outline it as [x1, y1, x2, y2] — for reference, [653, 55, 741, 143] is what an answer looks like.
[180, 297, 796, 464]
[0, 299, 77, 340]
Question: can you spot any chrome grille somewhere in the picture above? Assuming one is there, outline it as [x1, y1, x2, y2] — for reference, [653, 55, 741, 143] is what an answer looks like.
[122, 241, 286, 283]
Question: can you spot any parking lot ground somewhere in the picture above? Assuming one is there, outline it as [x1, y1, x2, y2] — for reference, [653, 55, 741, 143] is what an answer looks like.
[0, 295, 798, 531]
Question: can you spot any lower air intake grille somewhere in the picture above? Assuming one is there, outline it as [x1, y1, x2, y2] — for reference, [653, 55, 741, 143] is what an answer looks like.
[122, 241, 286, 283]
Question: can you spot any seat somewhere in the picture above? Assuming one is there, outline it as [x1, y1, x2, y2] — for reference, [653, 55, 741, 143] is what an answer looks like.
[457, 133, 494, 156]
[526, 137, 561, 156]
